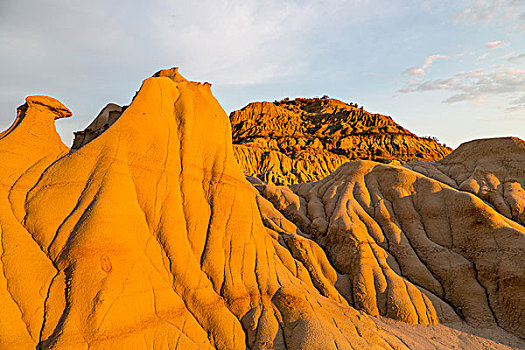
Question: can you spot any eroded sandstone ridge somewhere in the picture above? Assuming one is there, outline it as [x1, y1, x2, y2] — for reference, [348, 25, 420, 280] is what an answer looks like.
[252, 152, 525, 340]
[231, 97, 451, 184]
[405, 137, 525, 226]
[0, 69, 523, 349]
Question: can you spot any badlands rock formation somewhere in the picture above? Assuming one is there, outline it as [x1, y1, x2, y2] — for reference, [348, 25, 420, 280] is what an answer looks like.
[71, 103, 123, 149]
[405, 137, 525, 226]
[0, 68, 523, 349]
[231, 97, 451, 185]
[252, 154, 525, 339]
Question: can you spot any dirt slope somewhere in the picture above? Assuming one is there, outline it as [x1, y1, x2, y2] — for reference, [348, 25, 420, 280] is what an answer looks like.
[252, 140, 525, 341]
[405, 137, 525, 226]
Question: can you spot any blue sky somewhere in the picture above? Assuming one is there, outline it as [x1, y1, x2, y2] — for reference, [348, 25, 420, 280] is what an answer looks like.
[0, 0, 524, 148]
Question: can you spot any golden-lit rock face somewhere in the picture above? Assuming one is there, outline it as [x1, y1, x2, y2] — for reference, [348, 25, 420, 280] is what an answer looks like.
[0, 68, 523, 349]
[230, 98, 452, 185]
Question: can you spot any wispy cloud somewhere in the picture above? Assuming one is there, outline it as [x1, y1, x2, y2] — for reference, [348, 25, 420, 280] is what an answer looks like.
[485, 41, 503, 49]
[399, 65, 525, 110]
[507, 94, 525, 111]
[455, 51, 476, 57]
[452, 0, 525, 27]
[505, 115, 525, 119]
[509, 53, 525, 65]
[403, 67, 425, 76]
[480, 114, 525, 122]
[150, 0, 320, 85]
[148, 0, 411, 86]
[402, 54, 449, 76]
[423, 55, 450, 68]
[507, 106, 525, 112]
[500, 52, 516, 59]
[477, 52, 489, 60]
[0, 0, 396, 89]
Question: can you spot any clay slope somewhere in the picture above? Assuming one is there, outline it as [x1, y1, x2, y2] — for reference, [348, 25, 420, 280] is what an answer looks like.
[230, 97, 451, 185]
[234, 144, 349, 185]
[405, 137, 525, 226]
[252, 151, 525, 340]
[0, 68, 522, 349]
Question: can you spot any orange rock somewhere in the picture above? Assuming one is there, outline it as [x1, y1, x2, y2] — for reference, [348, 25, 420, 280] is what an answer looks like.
[0, 68, 522, 349]
[230, 97, 452, 184]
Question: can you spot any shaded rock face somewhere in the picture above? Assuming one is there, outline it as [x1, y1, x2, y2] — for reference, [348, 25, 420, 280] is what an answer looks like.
[71, 103, 123, 149]
[230, 97, 451, 185]
[252, 140, 525, 340]
[0, 69, 523, 350]
[405, 137, 525, 227]
[234, 144, 349, 185]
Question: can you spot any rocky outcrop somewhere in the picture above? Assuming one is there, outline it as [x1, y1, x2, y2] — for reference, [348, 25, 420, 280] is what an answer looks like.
[0, 69, 522, 349]
[234, 144, 348, 184]
[230, 97, 451, 185]
[71, 103, 123, 149]
[0, 96, 71, 183]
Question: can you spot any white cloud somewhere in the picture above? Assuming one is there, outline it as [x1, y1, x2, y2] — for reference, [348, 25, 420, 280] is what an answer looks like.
[485, 41, 503, 49]
[147, 0, 399, 86]
[399, 65, 525, 110]
[422, 54, 450, 68]
[149, 0, 317, 85]
[504, 113, 525, 119]
[511, 94, 525, 104]
[477, 52, 489, 60]
[0, 0, 397, 89]
[509, 53, 525, 64]
[402, 54, 449, 77]
[0, 0, 411, 137]
[507, 94, 525, 111]
[403, 67, 425, 76]
[452, 0, 525, 26]
[500, 52, 516, 59]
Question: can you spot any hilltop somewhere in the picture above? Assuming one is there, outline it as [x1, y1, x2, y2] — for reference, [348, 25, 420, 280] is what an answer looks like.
[231, 97, 451, 184]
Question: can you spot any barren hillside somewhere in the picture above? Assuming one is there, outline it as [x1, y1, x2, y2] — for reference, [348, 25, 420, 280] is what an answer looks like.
[231, 97, 451, 185]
